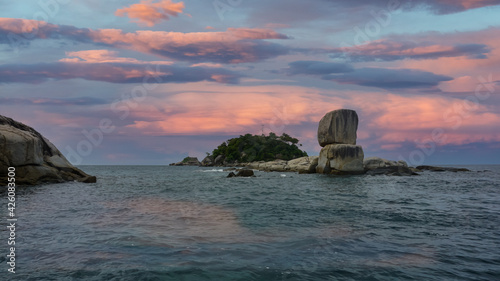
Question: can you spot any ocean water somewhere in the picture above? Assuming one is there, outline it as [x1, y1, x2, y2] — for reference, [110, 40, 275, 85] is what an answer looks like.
[2, 165, 500, 281]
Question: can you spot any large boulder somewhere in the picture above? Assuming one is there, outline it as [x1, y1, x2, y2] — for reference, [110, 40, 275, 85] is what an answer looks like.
[0, 115, 96, 186]
[316, 144, 364, 174]
[318, 109, 358, 147]
[214, 155, 225, 166]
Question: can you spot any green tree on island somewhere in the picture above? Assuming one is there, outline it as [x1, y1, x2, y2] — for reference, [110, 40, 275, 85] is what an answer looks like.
[209, 133, 308, 163]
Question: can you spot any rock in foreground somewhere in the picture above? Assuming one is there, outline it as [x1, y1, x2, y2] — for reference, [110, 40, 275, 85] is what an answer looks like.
[0, 115, 96, 186]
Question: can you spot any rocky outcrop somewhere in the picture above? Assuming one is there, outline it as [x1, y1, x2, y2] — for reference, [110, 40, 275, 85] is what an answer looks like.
[364, 157, 408, 170]
[0, 115, 96, 186]
[248, 160, 288, 172]
[316, 144, 364, 174]
[363, 157, 417, 176]
[214, 155, 225, 166]
[246, 156, 318, 174]
[287, 156, 319, 174]
[169, 157, 201, 166]
[316, 109, 364, 174]
[365, 166, 419, 176]
[201, 156, 214, 166]
[318, 109, 358, 147]
[416, 165, 470, 172]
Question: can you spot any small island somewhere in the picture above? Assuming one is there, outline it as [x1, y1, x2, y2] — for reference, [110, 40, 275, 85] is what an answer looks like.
[171, 109, 470, 176]
[170, 132, 308, 167]
[204, 132, 308, 165]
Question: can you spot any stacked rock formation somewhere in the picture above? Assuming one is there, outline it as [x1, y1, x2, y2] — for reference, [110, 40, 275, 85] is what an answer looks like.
[0, 115, 96, 186]
[316, 109, 365, 174]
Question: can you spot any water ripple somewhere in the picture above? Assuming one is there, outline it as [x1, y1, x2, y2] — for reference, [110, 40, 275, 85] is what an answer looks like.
[3, 165, 500, 280]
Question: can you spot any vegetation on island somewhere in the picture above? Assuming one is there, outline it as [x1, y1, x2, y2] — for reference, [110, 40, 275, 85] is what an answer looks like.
[208, 132, 308, 163]
[182, 157, 194, 163]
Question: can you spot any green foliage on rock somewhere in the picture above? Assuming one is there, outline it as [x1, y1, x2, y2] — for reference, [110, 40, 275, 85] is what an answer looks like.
[210, 133, 308, 163]
[182, 157, 193, 163]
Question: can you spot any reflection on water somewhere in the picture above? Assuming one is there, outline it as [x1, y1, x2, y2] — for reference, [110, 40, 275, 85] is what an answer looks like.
[101, 198, 249, 244]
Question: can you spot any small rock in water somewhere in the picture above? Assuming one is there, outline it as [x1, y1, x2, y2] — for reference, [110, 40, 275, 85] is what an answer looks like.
[227, 169, 255, 177]
[79, 176, 97, 183]
[236, 169, 255, 177]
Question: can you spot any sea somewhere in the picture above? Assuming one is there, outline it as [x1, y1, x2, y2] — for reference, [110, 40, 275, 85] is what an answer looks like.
[2, 165, 500, 281]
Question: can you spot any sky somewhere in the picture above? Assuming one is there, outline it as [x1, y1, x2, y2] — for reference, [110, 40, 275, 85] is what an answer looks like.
[0, 0, 499, 165]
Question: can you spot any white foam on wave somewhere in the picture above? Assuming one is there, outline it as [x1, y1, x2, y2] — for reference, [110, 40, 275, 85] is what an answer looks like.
[199, 169, 224, 173]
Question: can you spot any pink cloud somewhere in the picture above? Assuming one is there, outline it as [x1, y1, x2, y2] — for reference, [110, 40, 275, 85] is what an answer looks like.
[0, 17, 48, 33]
[331, 39, 490, 61]
[438, 76, 481, 92]
[0, 18, 290, 63]
[59, 49, 173, 65]
[112, 82, 500, 150]
[226, 28, 289, 40]
[382, 27, 500, 77]
[190, 62, 223, 68]
[122, 84, 345, 136]
[5, 81, 498, 160]
[115, 0, 185, 27]
[352, 93, 500, 147]
[85, 27, 289, 63]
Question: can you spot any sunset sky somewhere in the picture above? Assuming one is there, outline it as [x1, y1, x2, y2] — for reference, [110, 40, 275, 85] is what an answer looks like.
[1, 0, 499, 165]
